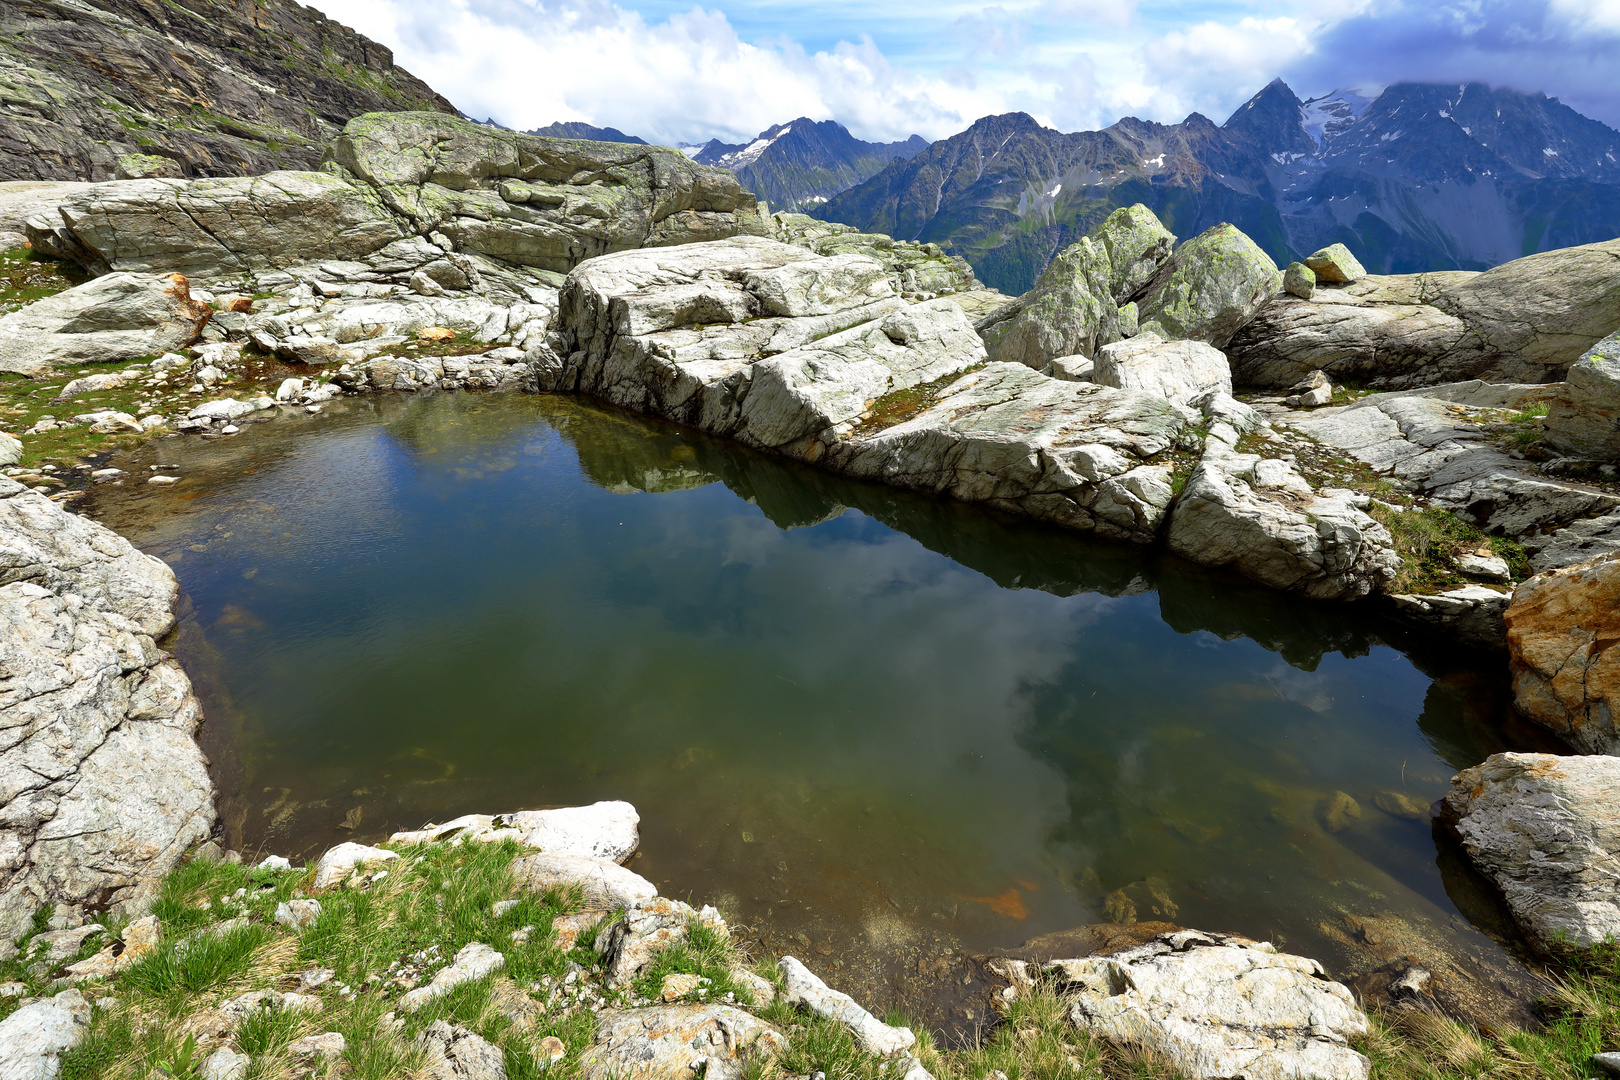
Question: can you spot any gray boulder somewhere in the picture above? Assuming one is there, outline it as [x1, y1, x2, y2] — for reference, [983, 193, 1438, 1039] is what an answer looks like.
[0, 989, 91, 1080]
[1167, 439, 1400, 601]
[1093, 334, 1231, 408]
[771, 213, 978, 298]
[580, 1004, 784, 1080]
[1049, 930, 1369, 1080]
[419, 1020, 508, 1080]
[1136, 223, 1281, 348]
[1303, 244, 1366, 285]
[830, 363, 1189, 543]
[0, 483, 214, 952]
[596, 898, 727, 988]
[980, 236, 1116, 368]
[1443, 753, 1620, 949]
[1546, 333, 1620, 460]
[1432, 238, 1620, 380]
[513, 852, 658, 910]
[1282, 262, 1315, 299]
[1093, 203, 1175, 304]
[780, 956, 914, 1055]
[28, 172, 402, 278]
[0, 271, 211, 375]
[549, 237, 983, 456]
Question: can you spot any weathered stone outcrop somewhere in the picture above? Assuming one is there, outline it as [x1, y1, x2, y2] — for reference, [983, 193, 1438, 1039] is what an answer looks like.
[1547, 333, 1620, 460]
[0, 478, 215, 951]
[0, 271, 210, 375]
[25, 112, 769, 283]
[1093, 334, 1231, 408]
[1167, 445, 1399, 601]
[1136, 224, 1281, 348]
[770, 213, 978, 299]
[1443, 753, 1620, 949]
[1094, 203, 1176, 304]
[829, 363, 1188, 542]
[1504, 553, 1620, 753]
[1048, 929, 1370, 1080]
[1230, 239, 1620, 389]
[780, 956, 915, 1055]
[0, 0, 455, 183]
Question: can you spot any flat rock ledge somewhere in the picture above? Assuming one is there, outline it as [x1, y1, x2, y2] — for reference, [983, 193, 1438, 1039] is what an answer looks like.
[1443, 753, 1620, 950]
[0, 478, 215, 953]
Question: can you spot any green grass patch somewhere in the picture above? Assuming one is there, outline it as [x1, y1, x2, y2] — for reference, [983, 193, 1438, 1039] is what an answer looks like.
[0, 245, 85, 315]
[1369, 504, 1529, 592]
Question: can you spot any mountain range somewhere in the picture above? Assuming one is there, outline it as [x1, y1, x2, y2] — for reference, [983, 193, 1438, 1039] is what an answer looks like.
[812, 80, 1620, 293]
[689, 119, 929, 213]
[525, 122, 646, 144]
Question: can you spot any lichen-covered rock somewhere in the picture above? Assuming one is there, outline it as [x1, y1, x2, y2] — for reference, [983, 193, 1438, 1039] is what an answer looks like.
[1137, 223, 1281, 348]
[780, 956, 914, 1055]
[1049, 930, 1369, 1080]
[1546, 334, 1620, 460]
[1092, 334, 1231, 408]
[329, 112, 768, 271]
[771, 213, 978, 298]
[0, 271, 211, 375]
[419, 1019, 508, 1080]
[596, 898, 727, 987]
[1282, 262, 1316, 299]
[1443, 753, 1620, 948]
[980, 236, 1117, 368]
[0, 479, 214, 951]
[1166, 445, 1400, 601]
[1504, 553, 1620, 753]
[1092, 203, 1175, 304]
[114, 154, 183, 181]
[28, 173, 403, 278]
[829, 363, 1189, 543]
[580, 1004, 784, 1080]
[1304, 244, 1367, 284]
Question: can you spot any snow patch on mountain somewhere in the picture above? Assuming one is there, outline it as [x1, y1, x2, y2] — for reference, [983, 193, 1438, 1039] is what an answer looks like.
[1301, 89, 1374, 149]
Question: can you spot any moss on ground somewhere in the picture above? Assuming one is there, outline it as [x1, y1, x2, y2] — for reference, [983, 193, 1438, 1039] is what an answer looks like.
[850, 364, 986, 438]
[0, 245, 86, 316]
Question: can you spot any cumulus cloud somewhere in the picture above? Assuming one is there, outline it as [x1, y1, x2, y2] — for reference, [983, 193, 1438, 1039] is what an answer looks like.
[308, 0, 1620, 148]
[309, 0, 1005, 143]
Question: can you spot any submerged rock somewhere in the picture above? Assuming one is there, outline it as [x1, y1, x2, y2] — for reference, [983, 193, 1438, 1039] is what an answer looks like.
[1443, 753, 1620, 949]
[1049, 930, 1369, 1080]
[1504, 553, 1620, 753]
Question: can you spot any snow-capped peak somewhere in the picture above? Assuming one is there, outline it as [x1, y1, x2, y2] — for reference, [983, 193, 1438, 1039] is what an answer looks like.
[717, 124, 793, 168]
[1300, 88, 1375, 149]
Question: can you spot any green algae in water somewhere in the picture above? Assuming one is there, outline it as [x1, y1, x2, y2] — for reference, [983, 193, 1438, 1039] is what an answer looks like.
[91, 392, 1559, 1027]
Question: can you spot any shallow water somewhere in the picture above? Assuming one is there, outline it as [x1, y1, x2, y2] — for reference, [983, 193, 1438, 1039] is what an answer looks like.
[92, 391, 1559, 1031]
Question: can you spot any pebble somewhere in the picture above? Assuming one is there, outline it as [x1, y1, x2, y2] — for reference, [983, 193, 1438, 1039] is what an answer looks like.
[148, 476, 180, 485]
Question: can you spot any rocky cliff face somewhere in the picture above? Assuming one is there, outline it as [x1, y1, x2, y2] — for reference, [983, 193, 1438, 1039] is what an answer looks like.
[0, 0, 457, 183]
[814, 80, 1620, 294]
[695, 119, 929, 214]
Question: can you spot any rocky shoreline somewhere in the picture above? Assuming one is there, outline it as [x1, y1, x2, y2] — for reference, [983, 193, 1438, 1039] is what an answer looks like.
[0, 110, 1618, 1076]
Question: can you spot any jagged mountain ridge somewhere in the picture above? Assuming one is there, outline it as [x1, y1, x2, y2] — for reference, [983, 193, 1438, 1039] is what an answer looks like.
[693, 118, 928, 213]
[0, 0, 457, 181]
[813, 79, 1620, 293]
[527, 122, 647, 144]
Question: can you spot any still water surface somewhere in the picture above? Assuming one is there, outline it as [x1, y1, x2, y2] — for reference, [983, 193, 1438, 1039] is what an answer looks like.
[92, 392, 1557, 1026]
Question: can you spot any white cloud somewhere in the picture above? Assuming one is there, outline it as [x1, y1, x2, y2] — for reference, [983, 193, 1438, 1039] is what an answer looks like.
[309, 0, 1006, 143]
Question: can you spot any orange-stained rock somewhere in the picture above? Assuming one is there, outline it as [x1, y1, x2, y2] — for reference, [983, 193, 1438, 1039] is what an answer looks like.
[1505, 552, 1620, 753]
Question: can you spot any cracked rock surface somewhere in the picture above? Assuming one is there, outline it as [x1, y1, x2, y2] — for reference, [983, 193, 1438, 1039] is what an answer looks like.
[0, 479, 214, 953]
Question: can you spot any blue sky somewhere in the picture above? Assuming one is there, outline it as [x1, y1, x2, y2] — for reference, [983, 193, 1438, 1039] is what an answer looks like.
[307, 0, 1620, 146]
